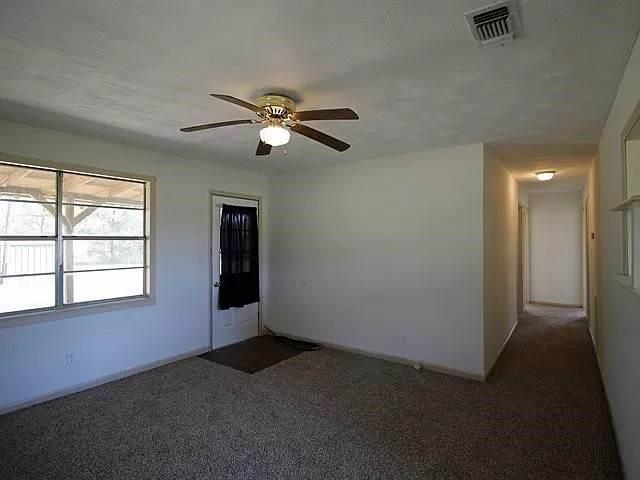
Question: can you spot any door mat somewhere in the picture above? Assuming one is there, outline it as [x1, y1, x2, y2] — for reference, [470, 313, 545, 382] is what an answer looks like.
[199, 335, 303, 373]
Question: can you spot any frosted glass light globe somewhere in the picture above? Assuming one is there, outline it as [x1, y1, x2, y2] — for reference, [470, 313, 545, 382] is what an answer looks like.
[535, 171, 555, 181]
[259, 125, 290, 147]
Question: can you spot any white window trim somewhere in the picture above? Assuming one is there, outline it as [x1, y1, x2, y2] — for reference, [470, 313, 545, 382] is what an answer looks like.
[616, 96, 640, 297]
[0, 152, 156, 328]
[612, 196, 640, 297]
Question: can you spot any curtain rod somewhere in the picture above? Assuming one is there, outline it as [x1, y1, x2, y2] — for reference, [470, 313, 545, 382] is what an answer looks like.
[214, 203, 257, 207]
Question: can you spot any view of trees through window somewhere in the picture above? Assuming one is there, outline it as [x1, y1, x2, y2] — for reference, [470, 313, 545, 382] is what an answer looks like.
[0, 163, 148, 314]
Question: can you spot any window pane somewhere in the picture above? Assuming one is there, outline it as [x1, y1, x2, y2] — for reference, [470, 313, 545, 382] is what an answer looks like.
[0, 274, 55, 313]
[0, 200, 56, 236]
[63, 240, 143, 271]
[63, 173, 144, 209]
[0, 240, 56, 276]
[64, 268, 144, 304]
[61, 205, 143, 236]
[0, 164, 56, 202]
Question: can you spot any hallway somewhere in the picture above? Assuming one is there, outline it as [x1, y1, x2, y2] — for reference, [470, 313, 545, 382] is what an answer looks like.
[0, 307, 622, 479]
[487, 305, 622, 478]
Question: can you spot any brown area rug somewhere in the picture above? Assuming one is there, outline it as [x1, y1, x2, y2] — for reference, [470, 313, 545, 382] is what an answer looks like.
[199, 335, 302, 373]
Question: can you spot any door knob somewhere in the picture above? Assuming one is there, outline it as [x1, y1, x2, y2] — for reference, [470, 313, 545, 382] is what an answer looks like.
[214, 281, 220, 287]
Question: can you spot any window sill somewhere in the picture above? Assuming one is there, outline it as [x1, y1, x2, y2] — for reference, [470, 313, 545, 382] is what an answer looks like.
[613, 275, 640, 298]
[611, 195, 640, 211]
[0, 295, 155, 329]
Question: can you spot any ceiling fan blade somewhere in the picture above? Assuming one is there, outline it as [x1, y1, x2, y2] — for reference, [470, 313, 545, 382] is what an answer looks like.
[255, 139, 272, 156]
[210, 94, 267, 115]
[290, 123, 350, 152]
[180, 119, 255, 133]
[292, 108, 359, 121]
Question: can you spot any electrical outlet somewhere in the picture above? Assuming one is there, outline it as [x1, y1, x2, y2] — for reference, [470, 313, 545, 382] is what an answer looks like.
[400, 336, 408, 346]
[65, 352, 75, 367]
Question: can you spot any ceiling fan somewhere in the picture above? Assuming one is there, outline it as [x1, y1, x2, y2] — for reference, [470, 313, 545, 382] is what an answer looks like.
[180, 94, 358, 156]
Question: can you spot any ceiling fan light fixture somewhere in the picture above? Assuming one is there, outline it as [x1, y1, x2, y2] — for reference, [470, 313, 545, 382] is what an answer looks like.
[259, 125, 290, 147]
[535, 170, 556, 181]
[181, 93, 357, 155]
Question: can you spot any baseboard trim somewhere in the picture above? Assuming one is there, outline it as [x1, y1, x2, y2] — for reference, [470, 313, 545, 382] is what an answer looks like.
[589, 335, 626, 477]
[0, 346, 209, 416]
[270, 329, 485, 382]
[529, 300, 583, 308]
[589, 326, 597, 351]
[484, 321, 518, 380]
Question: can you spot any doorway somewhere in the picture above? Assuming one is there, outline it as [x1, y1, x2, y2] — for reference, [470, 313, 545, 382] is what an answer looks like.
[584, 197, 592, 333]
[517, 204, 530, 313]
[210, 193, 261, 349]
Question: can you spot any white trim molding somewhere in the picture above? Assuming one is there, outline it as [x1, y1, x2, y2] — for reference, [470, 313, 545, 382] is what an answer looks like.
[529, 300, 584, 308]
[612, 195, 640, 212]
[612, 196, 640, 293]
[267, 329, 486, 382]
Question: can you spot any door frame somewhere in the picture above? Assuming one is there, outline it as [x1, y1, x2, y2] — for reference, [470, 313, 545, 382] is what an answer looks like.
[583, 196, 592, 329]
[517, 203, 530, 312]
[209, 190, 263, 351]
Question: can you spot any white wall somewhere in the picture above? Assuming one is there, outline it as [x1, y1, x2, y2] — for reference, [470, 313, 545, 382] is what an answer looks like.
[0, 119, 269, 409]
[528, 191, 583, 306]
[584, 160, 599, 344]
[483, 146, 518, 374]
[597, 33, 640, 480]
[268, 144, 486, 378]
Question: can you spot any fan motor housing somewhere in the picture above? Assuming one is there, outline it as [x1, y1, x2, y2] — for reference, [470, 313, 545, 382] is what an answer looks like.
[257, 94, 296, 117]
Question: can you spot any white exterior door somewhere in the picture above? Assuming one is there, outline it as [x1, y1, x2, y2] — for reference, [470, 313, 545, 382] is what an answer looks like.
[211, 195, 260, 349]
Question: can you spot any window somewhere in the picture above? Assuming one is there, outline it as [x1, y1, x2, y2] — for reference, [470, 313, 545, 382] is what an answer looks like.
[0, 161, 152, 317]
[625, 114, 640, 198]
[616, 99, 640, 293]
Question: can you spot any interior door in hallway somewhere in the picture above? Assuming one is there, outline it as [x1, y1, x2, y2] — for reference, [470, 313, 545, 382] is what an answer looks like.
[211, 195, 260, 349]
[584, 197, 593, 337]
[517, 204, 529, 312]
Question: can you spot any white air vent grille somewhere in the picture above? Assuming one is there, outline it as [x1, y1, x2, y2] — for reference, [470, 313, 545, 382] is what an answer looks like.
[465, 0, 522, 48]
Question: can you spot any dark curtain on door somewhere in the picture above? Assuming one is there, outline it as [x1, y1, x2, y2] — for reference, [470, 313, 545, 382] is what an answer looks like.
[218, 204, 259, 310]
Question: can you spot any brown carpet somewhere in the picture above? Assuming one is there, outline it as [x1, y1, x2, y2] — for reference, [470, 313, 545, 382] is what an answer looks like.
[0, 305, 622, 479]
[199, 335, 302, 373]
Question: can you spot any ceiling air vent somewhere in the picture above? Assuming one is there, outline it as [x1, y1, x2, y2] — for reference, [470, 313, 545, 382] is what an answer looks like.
[465, 0, 522, 48]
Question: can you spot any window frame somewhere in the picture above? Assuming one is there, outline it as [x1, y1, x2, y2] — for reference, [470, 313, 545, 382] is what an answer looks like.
[621, 102, 635, 278]
[0, 153, 155, 327]
[615, 98, 640, 296]
[621, 97, 640, 201]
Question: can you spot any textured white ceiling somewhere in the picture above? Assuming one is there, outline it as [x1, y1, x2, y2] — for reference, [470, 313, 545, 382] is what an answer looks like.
[0, 0, 639, 173]
[492, 143, 594, 192]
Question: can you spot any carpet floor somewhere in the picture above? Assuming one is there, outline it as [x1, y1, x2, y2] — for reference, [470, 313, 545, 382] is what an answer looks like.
[0, 306, 622, 479]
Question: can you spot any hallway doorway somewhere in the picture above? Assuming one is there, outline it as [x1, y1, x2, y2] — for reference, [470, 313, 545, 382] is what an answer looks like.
[527, 191, 584, 308]
[583, 197, 592, 330]
[517, 204, 529, 313]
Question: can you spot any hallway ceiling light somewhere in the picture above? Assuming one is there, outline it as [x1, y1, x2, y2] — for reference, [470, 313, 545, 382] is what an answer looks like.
[535, 170, 556, 181]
